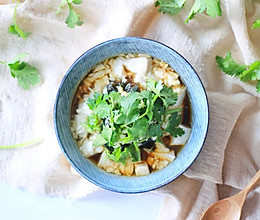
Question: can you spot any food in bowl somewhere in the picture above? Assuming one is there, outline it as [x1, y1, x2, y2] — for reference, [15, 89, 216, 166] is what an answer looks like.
[70, 53, 192, 176]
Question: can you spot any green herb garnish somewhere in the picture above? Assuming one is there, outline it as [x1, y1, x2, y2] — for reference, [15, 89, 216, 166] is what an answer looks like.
[56, 0, 83, 28]
[8, 0, 31, 39]
[84, 79, 184, 164]
[252, 19, 260, 29]
[0, 53, 41, 90]
[154, 0, 222, 23]
[216, 52, 260, 93]
[0, 138, 43, 149]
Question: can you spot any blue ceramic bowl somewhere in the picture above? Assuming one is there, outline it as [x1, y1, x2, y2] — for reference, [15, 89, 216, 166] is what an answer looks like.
[54, 37, 209, 193]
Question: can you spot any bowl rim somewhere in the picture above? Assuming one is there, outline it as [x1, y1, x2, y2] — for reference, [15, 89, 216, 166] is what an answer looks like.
[54, 37, 209, 193]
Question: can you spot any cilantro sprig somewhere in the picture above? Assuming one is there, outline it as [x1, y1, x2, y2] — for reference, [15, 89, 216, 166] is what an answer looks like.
[252, 19, 260, 29]
[155, 0, 222, 23]
[216, 52, 260, 93]
[8, 0, 31, 39]
[84, 79, 184, 164]
[0, 53, 41, 90]
[56, 0, 83, 28]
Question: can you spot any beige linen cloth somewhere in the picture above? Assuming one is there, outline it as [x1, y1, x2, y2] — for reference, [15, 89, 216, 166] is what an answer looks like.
[0, 0, 259, 219]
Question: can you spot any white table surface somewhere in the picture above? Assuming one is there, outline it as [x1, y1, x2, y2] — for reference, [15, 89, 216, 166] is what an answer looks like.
[0, 182, 164, 220]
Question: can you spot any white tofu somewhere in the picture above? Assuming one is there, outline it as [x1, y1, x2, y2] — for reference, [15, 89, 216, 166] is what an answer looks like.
[93, 75, 109, 93]
[124, 57, 151, 75]
[112, 57, 126, 78]
[80, 137, 104, 158]
[170, 125, 191, 145]
[134, 161, 150, 176]
[98, 151, 120, 175]
[119, 157, 134, 176]
[173, 86, 187, 108]
[150, 151, 175, 162]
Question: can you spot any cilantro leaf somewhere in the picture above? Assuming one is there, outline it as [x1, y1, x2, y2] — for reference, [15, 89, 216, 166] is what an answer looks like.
[8, 61, 40, 90]
[0, 53, 40, 90]
[128, 117, 149, 139]
[83, 114, 101, 133]
[252, 19, 260, 29]
[154, 0, 185, 15]
[87, 92, 102, 110]
[160, 86, 178, 107]
[165, 112, 184, 137]
[155, 0, 222, 23]
[66, 3, 83, 28]
[147, 78, 163, 96]
[216, 52, 247, 76]
[94, 101, 111, 119]
[128, 142, 141, 162]
[257, 80, 260, 93]
[92, 134, 107, 146]
[153, 98, 166, 122]
[216, 52, 260, 93]
[8, 0, 31, 39]
[107, 147, 130, 165]
[101, 127, 113, 145]
[147, 123, 163, 138]
[121, 93, 140, 124]
[240, 61, 260, 82]
[57, 0, 83, 28]
[186, 0, 222, 23]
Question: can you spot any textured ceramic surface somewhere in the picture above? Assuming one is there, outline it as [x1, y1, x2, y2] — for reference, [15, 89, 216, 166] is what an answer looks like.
[54, 37, 209, 193]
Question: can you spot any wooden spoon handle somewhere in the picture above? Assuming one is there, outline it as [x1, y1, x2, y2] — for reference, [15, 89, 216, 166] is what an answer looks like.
[244, 169, 260, 195]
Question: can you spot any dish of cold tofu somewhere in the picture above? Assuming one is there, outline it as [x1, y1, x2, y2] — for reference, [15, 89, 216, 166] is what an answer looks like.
[71, 54, 191, 176]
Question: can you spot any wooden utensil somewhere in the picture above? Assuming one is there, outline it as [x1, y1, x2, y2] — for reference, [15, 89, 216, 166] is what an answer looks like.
[200, 169, 260, 220]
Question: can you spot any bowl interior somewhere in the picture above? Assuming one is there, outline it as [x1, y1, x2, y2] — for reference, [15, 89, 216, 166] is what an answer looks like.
[54, 37, 209, 193]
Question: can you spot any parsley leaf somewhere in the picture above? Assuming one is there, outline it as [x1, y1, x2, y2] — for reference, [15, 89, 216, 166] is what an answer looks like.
[8, 0, 31, 39]
[0, 53, 40, 90]
[57, 0, 83, 28]
[252, 19, 260, 29]
[216, 52, 260, 93]
[155, 0, 222, 23]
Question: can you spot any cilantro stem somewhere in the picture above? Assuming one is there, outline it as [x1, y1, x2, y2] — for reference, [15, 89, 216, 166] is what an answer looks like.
[13, 0, 25, 39]
[138, 94, 159, 121]
[0, 138, 43, 149]
[166, 108, 183, 114]
[56, 0, 67, 14]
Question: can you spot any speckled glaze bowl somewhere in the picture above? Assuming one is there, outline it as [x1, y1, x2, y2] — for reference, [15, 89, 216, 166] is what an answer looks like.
[54, 37, 209, 193]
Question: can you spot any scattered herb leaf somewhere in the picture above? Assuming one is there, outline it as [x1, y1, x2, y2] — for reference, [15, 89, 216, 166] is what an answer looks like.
[216, 52, 260, 93]
[0, 53, 40, 90]
[8, 0, 31, 39]
[155, 0, 222, 23]
[57, 0, 83, 28]
[252, 19, 260, 29]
